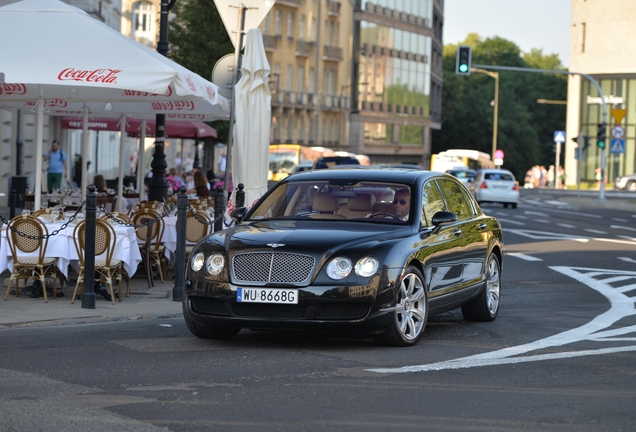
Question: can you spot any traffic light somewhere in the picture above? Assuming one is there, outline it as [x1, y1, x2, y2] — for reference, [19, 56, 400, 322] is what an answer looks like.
[456, 46, 472, 75]
[597, 123, 606, 149]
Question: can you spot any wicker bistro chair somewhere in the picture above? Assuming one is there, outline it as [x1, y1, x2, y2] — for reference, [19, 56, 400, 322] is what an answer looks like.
[99, 212, 132, 226]
[185, 210, 212, 264]
[4, 215, 64, 303]
[72, 219, 129, 304]
[32, 208, 59, 222]
[131, 209, 167, 283]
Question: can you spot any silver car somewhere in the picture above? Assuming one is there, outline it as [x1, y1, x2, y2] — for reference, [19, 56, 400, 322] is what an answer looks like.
[469, 169, 519, 209]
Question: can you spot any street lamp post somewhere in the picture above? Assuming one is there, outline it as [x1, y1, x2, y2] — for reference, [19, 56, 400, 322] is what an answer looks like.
[147, 0, 176, 202]
[471, 68, 499, 162]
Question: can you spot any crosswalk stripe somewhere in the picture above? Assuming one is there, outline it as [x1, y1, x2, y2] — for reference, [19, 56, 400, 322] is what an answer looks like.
[557, 223, 576, 228]
[507, 253, 542, 261]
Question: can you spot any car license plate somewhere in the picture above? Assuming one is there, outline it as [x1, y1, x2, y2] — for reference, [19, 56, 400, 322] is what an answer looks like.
[237, 288, 298, 304]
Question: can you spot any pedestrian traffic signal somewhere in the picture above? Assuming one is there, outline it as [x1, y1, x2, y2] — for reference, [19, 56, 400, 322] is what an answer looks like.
[597, 123, 606, 149]
[456, 46, 472, 75]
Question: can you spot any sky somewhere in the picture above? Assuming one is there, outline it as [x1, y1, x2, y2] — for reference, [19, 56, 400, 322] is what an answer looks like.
[443, 0, 572, 67]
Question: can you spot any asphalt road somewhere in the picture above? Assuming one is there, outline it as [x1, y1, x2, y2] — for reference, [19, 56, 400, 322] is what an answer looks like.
[1, 190, 635, 431]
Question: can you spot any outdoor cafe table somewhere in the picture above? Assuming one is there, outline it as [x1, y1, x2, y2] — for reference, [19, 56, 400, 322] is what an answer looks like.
[0, 219, 142, 280]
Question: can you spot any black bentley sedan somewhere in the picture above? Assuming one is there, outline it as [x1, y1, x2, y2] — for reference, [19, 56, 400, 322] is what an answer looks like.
[184, 168, 504, 346]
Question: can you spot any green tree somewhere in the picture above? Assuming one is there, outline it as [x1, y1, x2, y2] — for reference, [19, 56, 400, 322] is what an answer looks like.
[169, 0, 233, 142]
[433, 34, 567, 180]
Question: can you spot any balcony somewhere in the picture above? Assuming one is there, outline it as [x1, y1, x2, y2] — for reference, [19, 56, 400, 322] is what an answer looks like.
[295, 40, 315, 57]
[322, 45, 343, 62]
[276, 0, 302, 7]
[263, 34, 279, 52]
[327, 0, 341, 17]
[323, 95, 350, 110]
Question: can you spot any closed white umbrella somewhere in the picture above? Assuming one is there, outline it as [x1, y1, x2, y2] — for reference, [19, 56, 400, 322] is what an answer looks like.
[231, 28, 271, 208]
[0, 0, 229, 209]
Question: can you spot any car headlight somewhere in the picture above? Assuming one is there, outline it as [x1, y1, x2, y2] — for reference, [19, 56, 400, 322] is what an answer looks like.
[191, 252, 205, 272]
[355, 257, 379, 277]
[205, 253, 225, 275]
[326, 257, 352, 280]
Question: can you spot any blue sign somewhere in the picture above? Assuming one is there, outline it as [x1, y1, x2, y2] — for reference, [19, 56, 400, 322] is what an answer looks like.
[610, 139, 625, 154]
[553, 131, 566, 143]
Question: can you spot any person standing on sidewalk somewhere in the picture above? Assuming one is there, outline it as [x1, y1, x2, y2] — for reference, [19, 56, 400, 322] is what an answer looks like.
[43, 139, 67, 193]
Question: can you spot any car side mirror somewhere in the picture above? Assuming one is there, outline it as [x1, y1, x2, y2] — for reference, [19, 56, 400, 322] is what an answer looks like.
[230, 207, 248, 222]
[431, 211, 458, 234]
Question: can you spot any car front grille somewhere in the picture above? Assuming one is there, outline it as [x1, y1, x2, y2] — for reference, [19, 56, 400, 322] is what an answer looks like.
[232, 252, 315, 284]
[231, 303, 308, 319]
[190, 297, 228, 316]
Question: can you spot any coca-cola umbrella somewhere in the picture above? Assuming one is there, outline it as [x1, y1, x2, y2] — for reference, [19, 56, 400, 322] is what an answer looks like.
[61, 116, 218, 139]
[0, 0, 230, 209]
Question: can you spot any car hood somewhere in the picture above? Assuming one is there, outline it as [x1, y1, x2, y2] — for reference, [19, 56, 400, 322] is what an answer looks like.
[221, 220, 410, 254]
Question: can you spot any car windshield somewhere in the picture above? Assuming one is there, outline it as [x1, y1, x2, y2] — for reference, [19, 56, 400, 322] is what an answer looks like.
[449, 170, 475, 179]
[247, 179, 412, 223]
[484, 172, 514, 181]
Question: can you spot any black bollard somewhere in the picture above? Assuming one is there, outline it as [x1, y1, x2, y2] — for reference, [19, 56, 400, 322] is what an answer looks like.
[82, 184, 97, 309]
[173, 186, 187, 302]
[236, 183, 245, 209]
[214, 185, 225, 232]
[9, 189, 17, 219]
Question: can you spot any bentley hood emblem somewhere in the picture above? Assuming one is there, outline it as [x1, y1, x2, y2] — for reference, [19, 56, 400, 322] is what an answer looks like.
[267, 243, 286, 248]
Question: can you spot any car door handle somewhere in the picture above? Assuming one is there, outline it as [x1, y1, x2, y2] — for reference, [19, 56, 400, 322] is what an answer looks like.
[453, 229, 462, 236]
[479, 223, 487, 230]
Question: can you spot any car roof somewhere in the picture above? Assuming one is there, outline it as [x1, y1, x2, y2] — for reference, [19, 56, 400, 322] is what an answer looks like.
[282, 166, 440, 183]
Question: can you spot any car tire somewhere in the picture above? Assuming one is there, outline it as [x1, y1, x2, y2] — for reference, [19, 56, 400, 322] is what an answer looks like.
[461, 254, 501, 322]
[511, 203, 517, 209]
[373, 266, 428, 347]
[628, 182, 636, 192]
[503, 203, 509, 208]
[183, 300, 240, 339]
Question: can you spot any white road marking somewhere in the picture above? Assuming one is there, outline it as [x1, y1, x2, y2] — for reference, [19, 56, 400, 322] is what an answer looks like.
[507, 253, 542, 261]
[612, 218, 628, 222]
[513, 215, 528, 219]
[557, 223, 576, 228]
[617, 235, 636, 241]
[524, 211, 547, 217]
[505, 229, 590, 242]
[367, 266, 636, 374]
[618, 257, 636, 264]
[533, 207, 602, 219]
[611, 225, 636, 232]
[544, 200, 571, 206]
[534, 219, 551, 223]
[159, 324, 172, 327]
[585, 229, 607, 234]
[497, 218, 525, 226]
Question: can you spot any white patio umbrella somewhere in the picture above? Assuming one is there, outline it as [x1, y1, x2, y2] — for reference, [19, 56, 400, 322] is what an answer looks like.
[231, 28, 271, 209]
[0, 0, 229, 210]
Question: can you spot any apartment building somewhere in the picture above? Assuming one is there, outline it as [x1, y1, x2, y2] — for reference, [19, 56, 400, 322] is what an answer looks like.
[565, 0, 636, 186]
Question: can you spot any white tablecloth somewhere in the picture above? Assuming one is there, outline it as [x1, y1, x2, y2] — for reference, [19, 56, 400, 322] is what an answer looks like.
[1, 221, 142, 278]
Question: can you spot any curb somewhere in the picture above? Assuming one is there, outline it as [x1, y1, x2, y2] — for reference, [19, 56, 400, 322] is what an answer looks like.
[0, 312, 184, 329]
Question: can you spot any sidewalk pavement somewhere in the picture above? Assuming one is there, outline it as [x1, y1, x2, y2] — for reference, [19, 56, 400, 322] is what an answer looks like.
[0, 272, 183, 329]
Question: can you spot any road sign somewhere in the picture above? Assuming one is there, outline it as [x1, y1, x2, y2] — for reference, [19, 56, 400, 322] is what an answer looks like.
[610, 139, 625, 154]
[553, 130, 565, 143]
[611, 125, 625, 140]
[213, 0, 276, 49]
[611, 109, 627, 124]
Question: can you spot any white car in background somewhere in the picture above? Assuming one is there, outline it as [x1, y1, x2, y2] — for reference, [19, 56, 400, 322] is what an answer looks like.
[469, 169, 519, 209]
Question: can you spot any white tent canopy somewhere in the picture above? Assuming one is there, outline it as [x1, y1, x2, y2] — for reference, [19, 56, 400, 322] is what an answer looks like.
[0, 0, 230, 210]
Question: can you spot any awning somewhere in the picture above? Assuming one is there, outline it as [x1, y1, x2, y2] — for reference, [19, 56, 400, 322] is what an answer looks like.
[61, 116, 217, 139]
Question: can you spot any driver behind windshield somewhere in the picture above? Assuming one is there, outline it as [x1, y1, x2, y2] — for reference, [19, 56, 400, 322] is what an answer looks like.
[392, 188, 411, 221]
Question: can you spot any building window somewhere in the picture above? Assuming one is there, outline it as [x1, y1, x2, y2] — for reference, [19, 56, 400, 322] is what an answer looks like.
[263, 14, 270, 35]
[132, 1, 153, 42]
[326, 70, 334, 95]
[298, 67, 305, 94]
[286, 65, 293, 91]
[308, 69, 315, 93]
[275, 10, 282, 36]
[287, 12, 294, 39]
[311, 17, 317, 42]
[299, 15, 306, 40]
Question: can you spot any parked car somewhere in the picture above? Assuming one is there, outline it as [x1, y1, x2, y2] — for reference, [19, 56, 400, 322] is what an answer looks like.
[446, 168, 477, 185]
[291, 161, 314, 174]
[615, 173, 636, 192]
[313, 156, 360, 170]
[469, 169, 519, 209]
[183, 168, 504, 346]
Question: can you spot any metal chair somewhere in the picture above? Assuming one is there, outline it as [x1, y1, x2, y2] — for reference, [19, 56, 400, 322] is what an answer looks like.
[131, 209, 167, 283]
[185, 210, 211, 264]
[4, 215, 63, 302]
[72, 219, 128, 304]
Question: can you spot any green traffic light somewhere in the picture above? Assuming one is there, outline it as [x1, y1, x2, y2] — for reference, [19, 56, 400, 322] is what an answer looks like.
[598, 141, 605, 149]
[459, 64, 468, 73]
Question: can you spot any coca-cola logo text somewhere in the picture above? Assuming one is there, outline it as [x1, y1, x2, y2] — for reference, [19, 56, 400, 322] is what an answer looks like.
[206, 85, 215, 101]
[58, 68, 122, 84]
[166, 114, 205, 120]
[0, 83, 27, 96]
[151, 101, 195, 111]
[47, 99, 68, 108]
[185, 75, 196, 92]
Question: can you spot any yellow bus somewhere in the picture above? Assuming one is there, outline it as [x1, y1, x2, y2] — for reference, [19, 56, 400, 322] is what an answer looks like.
[430, 149, 495, 173]
[268, 144, 335, 181]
